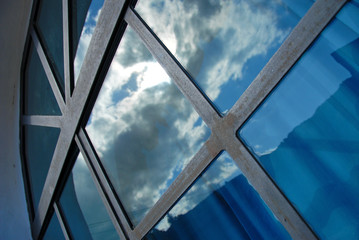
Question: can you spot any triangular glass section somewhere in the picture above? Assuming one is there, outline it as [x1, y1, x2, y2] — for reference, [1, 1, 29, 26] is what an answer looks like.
[24, 44, 61, 116]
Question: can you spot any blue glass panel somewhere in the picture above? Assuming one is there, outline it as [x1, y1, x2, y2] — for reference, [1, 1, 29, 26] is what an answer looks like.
[145, 152, 290, 240]
[24, 125, 60, 210]
[43, 214, 65, 240]
[239, 1, 359, 239]
[60, 154, 119, 240]
[136, 0, 314, 113]
[24, 44, 61, 115]
[73, 0, 104, 81]
[85, 27, 211, 225]
[71, 0, 92, 57]
[36, 0, 64, 91]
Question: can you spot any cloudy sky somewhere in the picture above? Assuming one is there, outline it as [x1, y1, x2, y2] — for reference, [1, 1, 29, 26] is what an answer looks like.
[72, 0, 319, 231]
[135, 0, 314, 113]
[85, 26, 210, 225]
[73, 0, 104, 81]
[69, 0, 359, 238]
[154, 152, 242, 232]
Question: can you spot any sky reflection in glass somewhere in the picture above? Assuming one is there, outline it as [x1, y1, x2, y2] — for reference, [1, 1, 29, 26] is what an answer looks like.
[73, 0, 104, 82]
[146, 152, 290, 240]
[239, 1, 359, 239]
[136, 0, 313, 113]
[60, 154, 119, 240]
[36, 0, 64, 92]
[86, 27, 210, 226]
[43, 214, 65, 240]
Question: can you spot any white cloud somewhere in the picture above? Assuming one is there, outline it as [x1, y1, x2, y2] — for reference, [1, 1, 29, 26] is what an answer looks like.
[154, 153, 241, 231]
[74, 27, 94, 81]
[254, 145, 278, 156]
[85, 0, 294, 228]
[74, 6, 103, 81]
[85, 27, 209, 225]
[136, 0, 290, 110]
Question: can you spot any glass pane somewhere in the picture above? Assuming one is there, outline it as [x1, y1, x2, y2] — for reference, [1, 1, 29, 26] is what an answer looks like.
[135, 0, 314, 113]
[239, 1, 359, 239]
[43, 214, 65, 240]
[60, 154, 119, 240]
[145, 152, 290, 240]
[24, 44, 61, 116]
[86, 27, 211, 225]
[36, 0, 64, 91]
[73, 0, 104, 81]
[24, 125, 60, 210]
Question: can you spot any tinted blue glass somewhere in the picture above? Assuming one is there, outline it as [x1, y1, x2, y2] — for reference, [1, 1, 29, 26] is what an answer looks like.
[71, 0, 92, 57]
[24, 44, 61, 115]
[37, 0, 64, 91]
[136, 0, 313, 113]
[146, 152, 290, 240]
[25, 125, 60, 210]
[73, 0, 104, 81]
[60, 154, 119, 240]
[239, 1, 359, 239]
[85, 27, 211, 225]
[43, 214, 65, 240]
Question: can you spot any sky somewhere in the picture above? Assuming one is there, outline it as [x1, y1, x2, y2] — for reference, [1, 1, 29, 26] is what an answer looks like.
[136, 0, 314, 113]
[239, 0, 359, 156]
[73, 0, 104, 81]
[85, 26, 210, 225]
[238, 3, 359, 239]
[68, 0, 336, 234]
[154, 152, 243, 232]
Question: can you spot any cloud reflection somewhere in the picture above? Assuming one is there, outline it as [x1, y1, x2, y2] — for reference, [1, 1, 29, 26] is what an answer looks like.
[156, 152, 240, 231]
[136, 0, 296, 112]
[83, 0, 312, 228]
[74, 1, 103, 81]
[86, 28, 210, 225]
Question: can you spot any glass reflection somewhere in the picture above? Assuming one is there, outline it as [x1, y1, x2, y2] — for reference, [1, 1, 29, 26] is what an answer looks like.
[43, 214, 65, 240]
[73, 0, 104, 82]
[24, 125, 60, 210]
[24, 44, 61, 116]
[36, 0, 64, 91]
[146, 152, 290, 240]
[85, 27, 210, 225]
[239, 1, 359, 239]
[59, 154, 119, 240]
[136, 0, 313, 113]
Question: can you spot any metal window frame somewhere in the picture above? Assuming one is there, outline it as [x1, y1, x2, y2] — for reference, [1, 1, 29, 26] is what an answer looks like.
[53, 202, 71, 240]
[20, 0, 348, 239]
[75, 133, 127, 240]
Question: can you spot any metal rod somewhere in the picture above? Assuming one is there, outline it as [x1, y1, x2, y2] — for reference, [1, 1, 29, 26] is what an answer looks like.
[77, 128, 133, 239]
[63, 0, 73, 103]
[28, 0, 348, 239]
[22, 115, 62, 128]
[54, 202, 71, 240]
[212, 120, 318, 239]
[75, 134, 127, 240]
[53, 203, 71, 240]
[32, 0, 126, 238]
[125, 8, 220, 129]
[31, 29, 66, 114]
[133, 136, 220, 239]
[228, 0, 347, 129]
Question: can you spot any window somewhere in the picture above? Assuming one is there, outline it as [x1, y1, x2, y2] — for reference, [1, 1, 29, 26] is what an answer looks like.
[21, 0, 358, 239]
